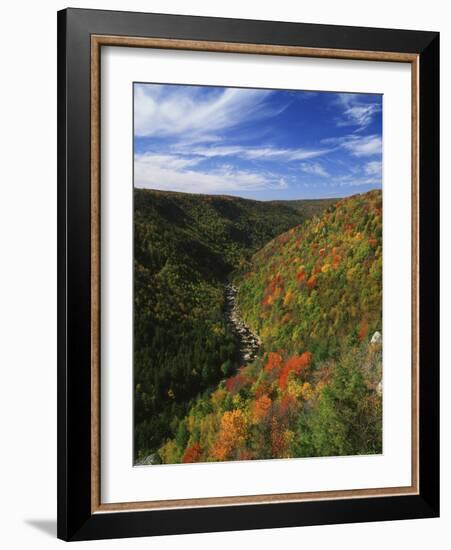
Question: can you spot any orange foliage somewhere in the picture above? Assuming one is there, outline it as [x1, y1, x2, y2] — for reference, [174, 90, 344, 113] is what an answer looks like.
[273, 286, 283, 299]
[252, 394, 272, 422]
[283, 290, 294, 306]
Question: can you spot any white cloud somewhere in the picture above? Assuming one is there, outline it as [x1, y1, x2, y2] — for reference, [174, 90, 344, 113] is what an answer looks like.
[364, 160, 383, 176]
[134, 84, 277, 139]
[134, 152, 287, 194]
[335, 93, 382, 129]
[335, 174, 381, 187]
[322, 134, 382, 157]
[299, 162, 329, 177]
[344, 135, 382, 157]
[134, 153, 202, 171]
[174, 144, 329, 162]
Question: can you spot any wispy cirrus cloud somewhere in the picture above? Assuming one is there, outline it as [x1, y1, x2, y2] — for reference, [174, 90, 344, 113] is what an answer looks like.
[343, 135, 382, 157]
[337, 175, 382, 187]
[364, 160, 382, 176]
[322, 134, 382, 157]
[134, 84, 280, 140]
[134, 84, 383, 199]
[334, 93, 382, 130]
[299, 162, 329, 177]
[134, 152, 288, 194]
[174, 144, 330, 162]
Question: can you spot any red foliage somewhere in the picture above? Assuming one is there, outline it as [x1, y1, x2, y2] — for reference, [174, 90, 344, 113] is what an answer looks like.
[182, 442, 202, 463]
[279, 352, 313, 390]
[306, 275, 317, 290]
[296, 270, 306, 283]
[255, 379, 271, 398]
[225, 371, 249, 394]
[358, 321, 369, 341]
[237, 450, 254, 461]
[270, 418, 286, 457]
[278, 394, 295, 417]
[264, 352, 283, 373]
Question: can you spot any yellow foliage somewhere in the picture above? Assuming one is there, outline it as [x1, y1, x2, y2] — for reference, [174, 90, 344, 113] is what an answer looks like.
[283, 290, 294, 306]
[300, 382, 313, 400]
[211, 387, 227, 408]
[211, 409, 248, 461]
[283, 429, 295, 451]
[232, 393, 244, 408]
[211, 323, 225, 336]
[159, 439, 179, 464]
[199, 413, 220, 448]
[286, 378, 304, 399]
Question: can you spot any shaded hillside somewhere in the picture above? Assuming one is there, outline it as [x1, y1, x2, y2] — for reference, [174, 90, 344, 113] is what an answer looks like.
[157, 190, 383, 463]
[134, 189, 333, 461]
[135, 189, 334, 271]
[270, 197, 338, 219]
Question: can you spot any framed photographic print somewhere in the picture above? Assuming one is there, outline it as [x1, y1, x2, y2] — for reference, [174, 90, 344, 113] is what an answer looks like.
[57, 8, 439, 541]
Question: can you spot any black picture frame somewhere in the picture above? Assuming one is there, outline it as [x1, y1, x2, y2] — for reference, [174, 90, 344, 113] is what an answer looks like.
[57, 7, 439, 541]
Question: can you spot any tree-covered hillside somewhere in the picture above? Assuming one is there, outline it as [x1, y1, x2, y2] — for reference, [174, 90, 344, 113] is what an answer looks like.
[134, 189, 334, 461]
[156, 190, 383, 463]
[270, 197, 338, 218]
[238, 189, 382, 360]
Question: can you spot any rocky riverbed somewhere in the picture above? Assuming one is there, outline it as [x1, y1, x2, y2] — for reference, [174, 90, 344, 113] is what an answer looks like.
[224, 283, 261, 364]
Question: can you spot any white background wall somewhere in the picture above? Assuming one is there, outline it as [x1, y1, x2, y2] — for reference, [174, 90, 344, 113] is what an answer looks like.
[0, 0, 448, 548]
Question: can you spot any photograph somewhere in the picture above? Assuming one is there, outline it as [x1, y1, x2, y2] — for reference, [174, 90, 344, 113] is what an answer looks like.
[133, 82, 383, 466]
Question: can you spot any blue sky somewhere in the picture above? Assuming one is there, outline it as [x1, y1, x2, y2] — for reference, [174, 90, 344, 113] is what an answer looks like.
[134, 83, 382, 200]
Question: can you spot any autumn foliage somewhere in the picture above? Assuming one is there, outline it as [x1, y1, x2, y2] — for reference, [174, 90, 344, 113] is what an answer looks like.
[279, 352, 312, 390]
[182, 443, 202, 463]
[156, 190, 382, 464]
